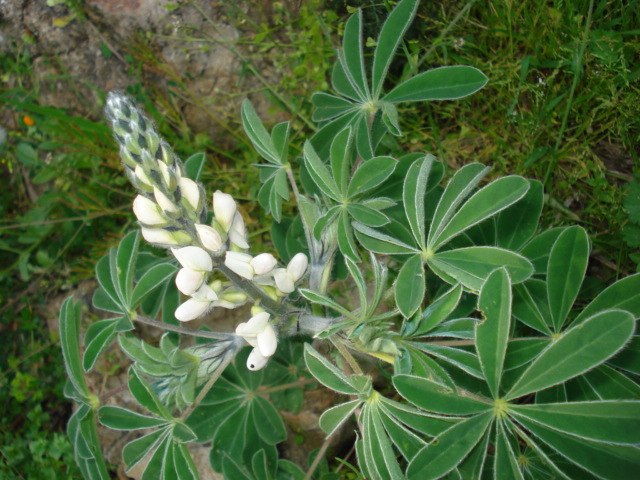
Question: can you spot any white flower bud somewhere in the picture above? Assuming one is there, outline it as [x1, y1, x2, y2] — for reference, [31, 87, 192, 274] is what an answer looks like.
[158, 161, 172, 187]
[273, 268, 295, 294]
[228, 212, 249, 249]
[235, 311, 270, 337]
[154, 187, 178, 213]
[213, 190, 237, 231]
[133, 195, 166, 225]
[246, 348, 268, 371]
[179, 177, 201, 210]
[175, 268, 205, 296]
[135, 165, 153, 187]
[225, 251, 254, 279]
[192, 284, 218, 301]
[141, 227, 180, 246]
[257, 322, 277, 357]
[175, 297, 211, 322]
[287, 253, 308, 282]
[195, 224, 223, 253]
[218, 289, 248, 308]
[250, 253, 277, 275]
[172, 246, 212, 272]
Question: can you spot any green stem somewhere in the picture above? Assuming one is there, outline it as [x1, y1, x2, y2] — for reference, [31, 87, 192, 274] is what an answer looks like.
[330, 337, 363, 376]
[133, 314, 235, 340]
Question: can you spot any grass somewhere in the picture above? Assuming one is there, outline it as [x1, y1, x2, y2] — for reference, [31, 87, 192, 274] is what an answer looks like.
[0, 0, 637, 475]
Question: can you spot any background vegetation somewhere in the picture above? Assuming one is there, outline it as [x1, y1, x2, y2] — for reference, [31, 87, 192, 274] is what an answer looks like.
[1, 0, 638, 477]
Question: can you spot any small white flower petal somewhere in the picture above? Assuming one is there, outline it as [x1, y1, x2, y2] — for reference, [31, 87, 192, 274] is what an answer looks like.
[228, 212, 249, 249]
[250, 253, 277, 275]
[175, 298, 210, 321]
[154, 186, 178, 213]
[195, 224, 223, 252]
[246, 348, 268, 371]
[257, 323, 277, 357]
[213, 190, 237, 231]
[225, 251, 254, 279]
[179, 177, 201, 210]
[134, 165, 153, 187]
[141, 227, 179, 246]
[172, 246, 212, 272]
[236, 311, 270, 337]
[192, 284, 218, 302]
[175, 268, 205, 296]
[287, 253, 308, 282]
[273, 269, 295, 294]
[133, 195, 166, 225]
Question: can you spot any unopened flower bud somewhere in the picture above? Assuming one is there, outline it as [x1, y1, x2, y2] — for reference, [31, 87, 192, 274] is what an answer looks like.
[135, 165, 153, 187]
[213, 191, 237, 231]
[273, 269, 295, 294]
[154, 187, 178, 213]
[236, 311, 270, 338]
[228, 212, 249, 249]
[172, 246, 212, 272]
[287, 253, 308, 282]
[133, 195, 166, 226]
[179, 177, 201, 211]
[247, 348, 268, 371]
[175, 297, 211, 322]
[225, 251, 254, 279]
[141, 227, 180, 246]
[176, 268, 205, 296]
[195, 224, 223, 253]
[158, 161, 173, 187]
[257, 322, 277, 357]
[250, 253, 277, 275]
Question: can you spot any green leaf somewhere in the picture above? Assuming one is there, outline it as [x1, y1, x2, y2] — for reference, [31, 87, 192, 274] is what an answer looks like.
[512, 280, 553, 335]
[407, 283, 463, 337]
[418, 343, 484, 379]
[383, 66, 489, 103]
[173, 443, 199, 479]
[347, 156, 398, 199]
[520, 227, 567, 275]
[241, 99, 280, 165]
[494, 421, 525, 480]
[303, 141, 341, 201]
[403, 156, 435, 250]
[496, 179, 544, 250]
[99, 406, 168, 430]
[331, 61, 361, 102]
[337, 210, 360, 262]
[379, 397, 457, 437]
[428, 246, 533, 292]
[516, 416, 640, 480]
[60, 297, 90, 400]
[92, 287, 125, 314]
[346, 203, 390, 227]
[298, 288, 354, 318]
[67, 405, 110, 479]
[128, 366, 172, 420]
[476, 268, 512, 398]
[547, 226, 589, 331]
[430, 176, 530, 251]
[95, 255, 121, 308]
[378, 406, 426, 461]
[506, 309, 636, 400]
[330, 127, 353, 194]
[511, 401, 640, 445]
[131, 262, 177, 308]
[341, 10, 370, 100]
[319, 399, 362, 437]
[353, 222, 419, 255]
[362, 405, 404, 480]
[271, 121, 290, 164]
[371, 0, 419, 98]
[406, 412, 493, 480]
[251, 449, 272, 480]
[83, 319, 117, 372]
[428, 163, 489, 249]
[395, 254, 425, 318]
[252, 396, 287, 445]
[116, 230, 140, 307]
[311, 92, 357, 122]
[394, 375, 491, 415]
[183, 152, 206, 181]
[303, 344, 359, 395]
[574, 273, 640, 325]
[123, 428, 169, 472]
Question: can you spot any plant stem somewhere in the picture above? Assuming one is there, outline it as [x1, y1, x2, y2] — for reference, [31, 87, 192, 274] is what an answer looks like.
[133, 314, 236, 340]
[330, 336, 363, 376]
[304, 430, 336, 480]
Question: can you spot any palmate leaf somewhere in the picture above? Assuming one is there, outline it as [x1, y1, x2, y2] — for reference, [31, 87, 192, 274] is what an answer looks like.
[395, 254, 425, 318]
[60, 297, 90, 401]
[361, 403, 404, 480]
[403, 156, 436, 249]
[311, 92, 357, 122]
[573, 272, 640, 325]
[506, 309, 636, 400]
[67, 404, 110, 480]
[303, 343, 359, 395]
[496, 179, 544, 250]
[404, 283, 463, 337]
[340, 10, 369, 101]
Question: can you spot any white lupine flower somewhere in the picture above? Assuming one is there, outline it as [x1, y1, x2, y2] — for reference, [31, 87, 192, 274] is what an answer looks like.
[273, 269, 295, 294]
[141, 227, 180, 245]
[133, 195, 165, 225]
[246, 348, 268, 371]
[228, 212, 249, 249]
[287, 253, 308, 282]
[175, 267, 205, 296]
[213, 191, 237, 231]
[172, 246, 212, 272]
[134, 165, 153, 187]
[225, 251, 254, 279]
[154, 186, 178, 213]
[235, 312, 277, 362]
[175, 297, 210, 321]
[195, 224, 223, 252]
[179, 177, 200, 210]
[250, 253, 277, 275]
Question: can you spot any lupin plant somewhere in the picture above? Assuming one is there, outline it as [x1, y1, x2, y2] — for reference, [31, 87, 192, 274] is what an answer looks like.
[59, 0, 640, 479]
